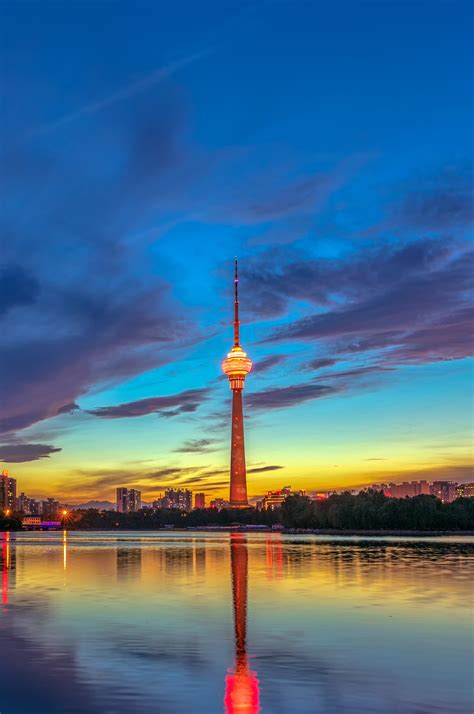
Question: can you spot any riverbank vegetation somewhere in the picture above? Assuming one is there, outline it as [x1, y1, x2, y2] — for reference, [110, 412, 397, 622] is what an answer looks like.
[2, 491, 473, 531]
[280, 491, 474, 531]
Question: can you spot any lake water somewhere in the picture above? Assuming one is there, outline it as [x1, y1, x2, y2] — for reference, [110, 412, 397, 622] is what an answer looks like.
[0, 531, 472, 714]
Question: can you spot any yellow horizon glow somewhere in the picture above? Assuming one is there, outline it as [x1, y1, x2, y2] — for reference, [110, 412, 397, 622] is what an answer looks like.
[7, 449, 472, 503]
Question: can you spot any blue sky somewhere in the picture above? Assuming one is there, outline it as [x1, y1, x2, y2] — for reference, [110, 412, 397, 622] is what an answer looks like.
[0, 0, 472, 501]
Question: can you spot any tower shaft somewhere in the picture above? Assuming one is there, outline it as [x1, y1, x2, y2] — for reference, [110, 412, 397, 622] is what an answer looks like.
[230, 389, 248, 507]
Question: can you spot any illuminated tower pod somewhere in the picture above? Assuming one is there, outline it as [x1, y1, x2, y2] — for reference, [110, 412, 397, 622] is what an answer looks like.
[222, 259, 252, 508]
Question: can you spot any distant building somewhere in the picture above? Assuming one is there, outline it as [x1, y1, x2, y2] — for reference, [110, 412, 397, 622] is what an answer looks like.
[257, 486, 305, 511]
[29, 499, 41, 515]
[210, 498, 228, 510]
[162, 489, 192, 511]
[17, 493, 41, 514]
[17, 493, 29, 512]
[22, 516, 42, 528]
[152, 495, 163, 510]
[431, 481, 458, 503]
[0, 470, 17, 511]
[42, 498, 60, 520]
[117, 488, 129, 513]
[456, 483, 474, 498]
[116, 487, 142, 513]
[194, 493, 206, 509]
[128, 489, 141, 512]
[386, 481, 431, 498]
[310, 492, 330, 502]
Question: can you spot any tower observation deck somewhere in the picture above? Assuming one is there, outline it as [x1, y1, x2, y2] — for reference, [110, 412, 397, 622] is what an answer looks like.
[222, 259, 252, 508]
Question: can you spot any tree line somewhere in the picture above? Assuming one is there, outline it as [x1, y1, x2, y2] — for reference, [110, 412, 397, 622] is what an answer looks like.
[281, 491, 474, 530]
[1, 491, 473, 531]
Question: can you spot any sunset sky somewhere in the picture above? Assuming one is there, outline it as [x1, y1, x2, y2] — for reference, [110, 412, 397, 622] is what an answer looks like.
[1, 1, 473, 503]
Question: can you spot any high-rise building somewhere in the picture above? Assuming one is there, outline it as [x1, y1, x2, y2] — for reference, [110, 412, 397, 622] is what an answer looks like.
[128, 489, 141, 512]
[162, 489, 192, 511]
[431, 481, 458, 503]
[116, 487, 141, 513]
[194, 493, 206, 509]
[387, 481, 431, 498]
[456, 483, 474, 498]
[17, 493, 40, 514]
[222, 259, 253, 508]
[257, 486, 305, 510]
[0, 469, 17, 511]
[116, 488, 129, 513]
[17, 493, 28, 512]
[42, 498, 60, 520]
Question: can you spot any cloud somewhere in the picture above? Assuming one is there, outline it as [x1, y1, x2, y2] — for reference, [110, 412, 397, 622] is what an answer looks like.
[247, 382, 339, 411]
[257, 239, 473, 367]
[366, 463, 474, 486]
[32, 49, 212, 135]
[247, 465, 284, 473]
[87, 388, 209, 419]
[3, 82, 358, 439]
[0, 264, 40, 317]
[0, 442, 62, 462]
[0, 287, 190, 433]
[247, 172, 342, 222]
[314, 365, 393, 381]
[246, 364, 401, 414]
[305, 358, 337, 371]
[56, 403, 80, 415]
[252, 354, 287, 374]
[71, 466, 196, 492]
[52, 464, 230, 500]
[396, 167, 474, 232]
[247, 237, 464, 318]
[173, 438, 218, 453]
[1, 85, 207, 436]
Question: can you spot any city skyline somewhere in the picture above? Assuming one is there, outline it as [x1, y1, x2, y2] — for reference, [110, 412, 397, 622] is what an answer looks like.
[5, 464, 471, 511]
[1, 2, 473, 503]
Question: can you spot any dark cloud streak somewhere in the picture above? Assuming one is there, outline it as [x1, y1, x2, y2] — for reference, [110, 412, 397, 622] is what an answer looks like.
[0, 442, 62, 462]
[87, 388, 209, 419]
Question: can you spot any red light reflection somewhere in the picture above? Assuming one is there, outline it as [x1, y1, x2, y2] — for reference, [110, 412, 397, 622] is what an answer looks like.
[224, 534, 260, 714]
[2, 533, 10, 606]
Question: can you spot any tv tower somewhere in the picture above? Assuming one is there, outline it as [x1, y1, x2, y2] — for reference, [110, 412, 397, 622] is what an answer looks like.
[222, 259, 252, 508]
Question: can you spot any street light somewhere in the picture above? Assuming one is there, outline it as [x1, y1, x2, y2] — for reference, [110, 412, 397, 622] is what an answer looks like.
[61, 509, 69, 530]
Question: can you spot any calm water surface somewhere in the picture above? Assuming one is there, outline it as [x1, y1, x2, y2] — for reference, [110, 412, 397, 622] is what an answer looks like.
[0, 531, 472, 714]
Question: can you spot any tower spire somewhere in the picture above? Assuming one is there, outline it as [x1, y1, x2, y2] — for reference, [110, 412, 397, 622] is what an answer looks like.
[234, 257, 240, 347]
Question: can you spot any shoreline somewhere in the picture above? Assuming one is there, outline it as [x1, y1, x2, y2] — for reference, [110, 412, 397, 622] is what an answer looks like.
[9, 527, 474, 536]
[282, 528, 474, 536]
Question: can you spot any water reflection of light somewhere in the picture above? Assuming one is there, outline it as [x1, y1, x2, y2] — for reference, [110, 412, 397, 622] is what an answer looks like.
[63, 530, 67, 571]
[2, 532, 10, 605]
[265, 534, 283, 579]
[224, 534, 260, 714]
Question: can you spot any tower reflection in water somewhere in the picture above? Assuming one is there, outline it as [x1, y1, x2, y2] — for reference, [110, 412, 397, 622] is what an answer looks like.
[224, 534, 260, 714]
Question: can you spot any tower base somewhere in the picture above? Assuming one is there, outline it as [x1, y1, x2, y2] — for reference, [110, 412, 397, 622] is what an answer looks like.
[228, 501, 251, 509]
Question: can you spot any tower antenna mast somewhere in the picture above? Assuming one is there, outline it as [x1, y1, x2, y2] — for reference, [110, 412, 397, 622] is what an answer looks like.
[234, 257, 240, 347]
